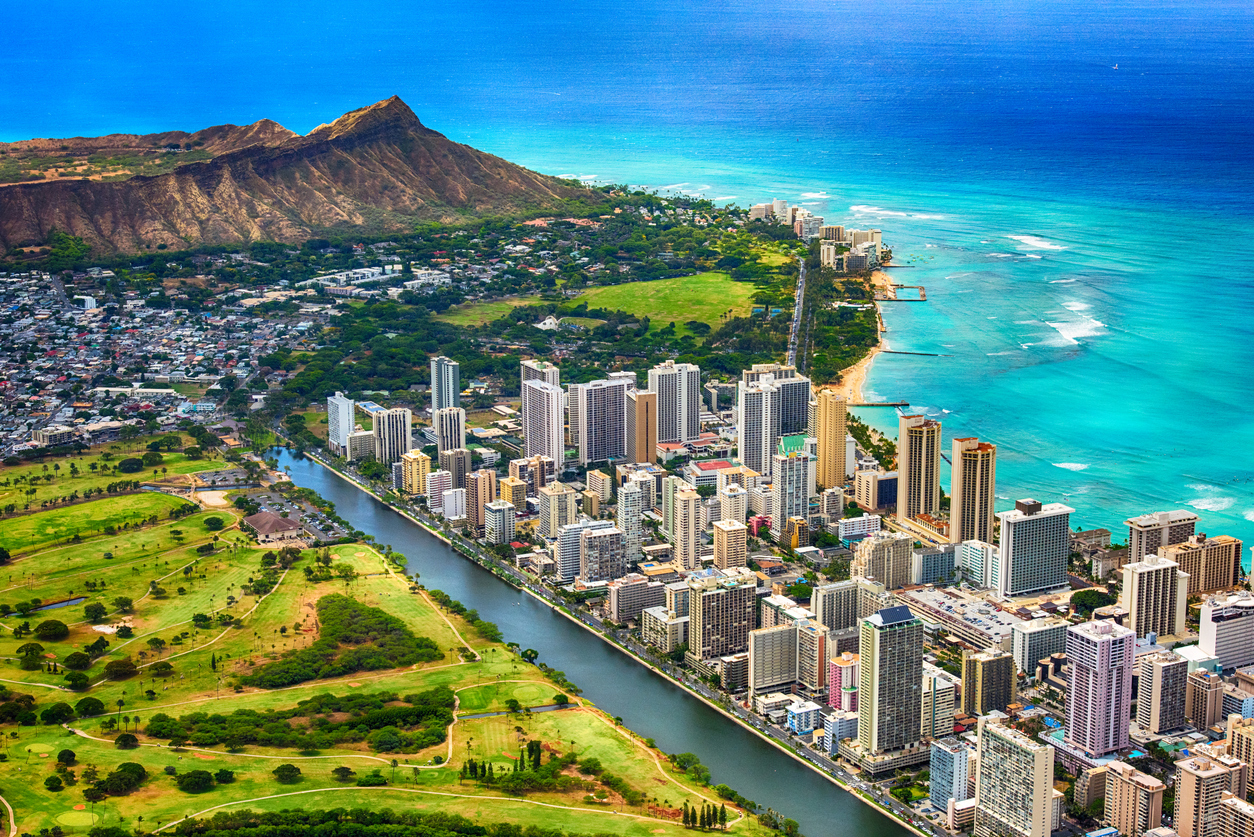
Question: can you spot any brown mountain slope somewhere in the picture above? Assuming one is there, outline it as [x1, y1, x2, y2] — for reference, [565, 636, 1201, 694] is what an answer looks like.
[0, 118, 297, 157]
[0, 97, 586, 253]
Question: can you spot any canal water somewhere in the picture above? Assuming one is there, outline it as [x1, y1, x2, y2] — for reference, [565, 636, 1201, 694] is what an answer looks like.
[277, 449, 910, 837]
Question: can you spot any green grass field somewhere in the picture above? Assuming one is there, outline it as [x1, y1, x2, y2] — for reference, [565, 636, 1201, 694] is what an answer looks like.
[434, 297, 531, 327]
[575, 273, 755, 335]
[0, 438, 222, 509]
[0, 496, 766, 837]
[0, 492, 193, 556]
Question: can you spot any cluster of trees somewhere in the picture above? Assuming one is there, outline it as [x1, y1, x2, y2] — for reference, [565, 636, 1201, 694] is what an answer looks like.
[156, 806, 620, 837]
[173, 767, 235, 793]
[460, 746, 643, 805]
[143, 687, 454, 752]
[681, 802, 728, 831]
[426, 589, 503, 643]
[240, 595, 442, 689]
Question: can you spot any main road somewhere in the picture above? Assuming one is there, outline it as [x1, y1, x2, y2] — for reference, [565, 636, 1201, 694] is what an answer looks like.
[787, 256, 806, 366]
[277, 449, 921, 837]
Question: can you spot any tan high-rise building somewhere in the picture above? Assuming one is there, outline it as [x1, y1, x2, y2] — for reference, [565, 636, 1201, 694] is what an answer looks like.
[1126, 510, 1199, 563]
[687, 570, 756, 660]
[1228, 716, 1254, 771]
[372, 407, 413, 466]
[713, 520, 748, 569]
[538, 482, 579, 538]
[1186, 670, 1225, 730]
[1176, 756, 1249, 837]
[399, 450, 431, 495]
[1136, 652, 1187, 734]
[438, 447, 472, 490]
[673, 489, 703, 571]
[851, 530, 914, 590]
[814, 389, 848, 491]
[950, 437, 996, 544]
[962, 649, 1016, 716]
[897, 414, 942, 524]
[1219, 793, 1254, 837]
[466, 470, 498, 533]
[1122, 552, 1190, 638]
[509, 455, 555, 497]
[499, 476, 527, 511]
[625, 389, 659, 464]
[1104, 761, 1165, 837]
[974, 719, 1054, 837]
[1160, 534, 1243, 597]
[586, 470, 613, 502]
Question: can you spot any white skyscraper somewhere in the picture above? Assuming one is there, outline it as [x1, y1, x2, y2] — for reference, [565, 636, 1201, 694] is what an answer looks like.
[617, 480, 646, 562]
[741, 364, 811, 435]
[521, 359, 560, 442]
[996, 499, 1074, 598]
[648, 360, 701, 443]
[554, 519, 615, 581]
[522, 380, 564, 463]
[569, 377, 630, 465]
[737, 378, 780, 476]
[426, 470, 452, 514]
[433, 407, 466, 454]
[326, 392, 355, 455]
[770, 451, 811, 540]
[719, 483, 748, 524]
[430, 356, 460, 411]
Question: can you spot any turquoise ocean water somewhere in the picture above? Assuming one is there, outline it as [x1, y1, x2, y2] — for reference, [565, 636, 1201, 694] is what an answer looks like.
[4, 0, 1253, 555]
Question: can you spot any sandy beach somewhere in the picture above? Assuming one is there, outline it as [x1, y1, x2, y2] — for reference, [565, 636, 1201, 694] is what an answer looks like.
[827, 270, 892, 402]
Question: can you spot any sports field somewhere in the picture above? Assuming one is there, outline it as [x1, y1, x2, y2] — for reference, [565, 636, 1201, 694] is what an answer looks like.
[575, 272, 755, 335]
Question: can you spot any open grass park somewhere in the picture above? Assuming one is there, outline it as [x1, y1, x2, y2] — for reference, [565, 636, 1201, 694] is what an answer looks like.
[574, 273, 755, 336]
[434, 296, 531, 327]
[0, 439, 761, 837]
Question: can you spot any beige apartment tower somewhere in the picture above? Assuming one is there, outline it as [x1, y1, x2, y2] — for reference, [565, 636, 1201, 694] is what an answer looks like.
[1137, 652, 1187, 734]
[950, 437, 996, 544]
[626, 389, 659, 464]
[673, 489, 703, 571]
[466, 470, 498, 533]
[974, 719, 1054, 837]
[399, 450, 431, 495]
[538, 482, 579, 538]
[815, 389, 848, 491]
[897, 414, 942, 523]
[1104, 761, 1165, 837]
[1175, 756, 1249, 837]
[962, 648, 1016, 716]
[1126, 510, 1199, 562]
[499, 476, 527, 511]
[372, 407, 413, 466]
[851, 531, 914, 591]
[687, 572, 756, 660]
[1186, 670, 1225, 730]
[1122, 551, 1190, 638]
[1160, 534, 1243, 597]
[713, 520, 748, 569]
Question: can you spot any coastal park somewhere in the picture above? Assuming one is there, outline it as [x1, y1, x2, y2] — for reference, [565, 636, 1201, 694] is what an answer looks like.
[575, 272, 755, 336]
[0, 437, 756, 837]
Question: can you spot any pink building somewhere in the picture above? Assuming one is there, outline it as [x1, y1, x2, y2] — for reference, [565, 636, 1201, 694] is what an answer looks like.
[828, 651, 860, 712]
[1065, 620, 1134, 759]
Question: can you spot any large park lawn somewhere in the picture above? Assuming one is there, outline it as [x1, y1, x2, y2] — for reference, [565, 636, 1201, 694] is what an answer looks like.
[0, 492, 194, 556]
[575, 272, 755, 335]
[434, 296, 531, 327]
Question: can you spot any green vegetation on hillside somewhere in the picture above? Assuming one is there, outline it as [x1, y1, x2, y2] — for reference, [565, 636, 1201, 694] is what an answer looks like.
[241, 594, 443, 688]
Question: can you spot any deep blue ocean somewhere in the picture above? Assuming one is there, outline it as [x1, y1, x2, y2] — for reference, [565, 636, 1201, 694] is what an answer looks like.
[5, 0, 1254, 558]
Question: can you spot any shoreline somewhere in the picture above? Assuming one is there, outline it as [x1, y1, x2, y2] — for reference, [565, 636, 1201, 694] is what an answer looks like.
[290, 452, 931, 837]
[829, 270, 892, 403]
